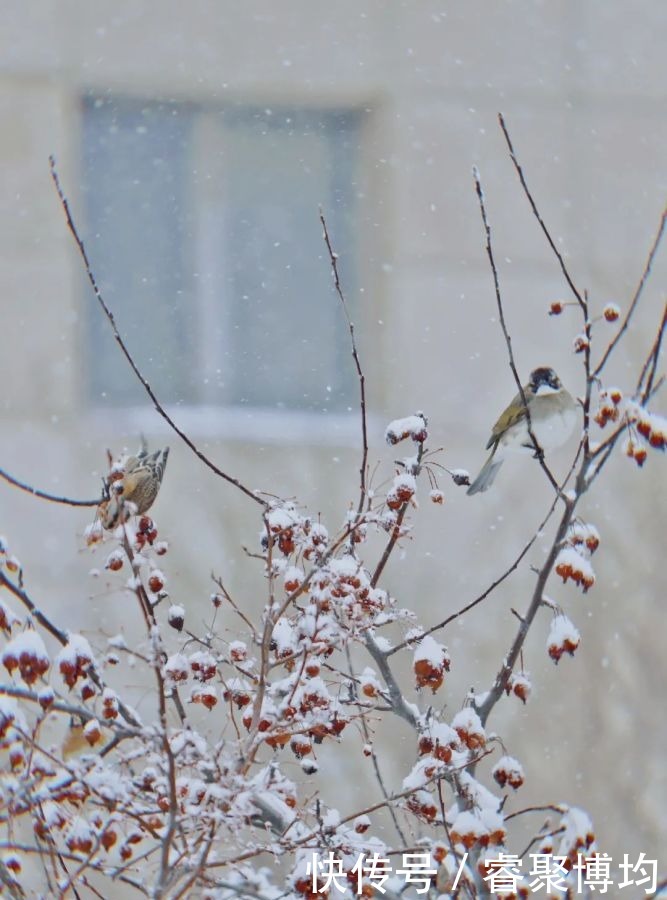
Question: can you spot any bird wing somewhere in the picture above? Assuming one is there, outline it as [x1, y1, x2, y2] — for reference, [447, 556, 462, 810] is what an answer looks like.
[485, 387, 529, 450]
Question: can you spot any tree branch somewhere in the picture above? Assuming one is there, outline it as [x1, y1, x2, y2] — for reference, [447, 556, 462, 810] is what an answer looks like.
[473, 165, 562, 495]
[498, 112, 585, 310]
[595, 206, 667, 377]
[387, 441, 582, 658]
[49, 156, 266, 509]
[0, 466, 102, 507]
[320, 209, 369, 519]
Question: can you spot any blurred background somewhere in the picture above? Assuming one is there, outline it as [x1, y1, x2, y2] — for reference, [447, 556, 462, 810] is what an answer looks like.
[1, 0, 666, 880]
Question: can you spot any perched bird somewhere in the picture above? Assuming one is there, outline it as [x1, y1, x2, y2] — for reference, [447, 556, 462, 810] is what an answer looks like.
[467, 367, 577, 495]
[99, 440, 169, 529]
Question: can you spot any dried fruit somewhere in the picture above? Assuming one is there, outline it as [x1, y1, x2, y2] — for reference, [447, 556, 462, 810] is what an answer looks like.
[168, 605, 185, 632]
[452, 708, 486, 750]
[493, 755, 525, 790]
[547, 615, 581, 663]
[413, 636, 450, 694]
[507, 671, 532, 704]
[290, 737, 313, 759]
[555, 547, 595, 592]
[105, 551, 124, 572]
[603, 303, 620, 322]
[385, 413, 428, 445]
[191, 685, 217, 710]
[148, 570, 165, 593]
[406, 789, 437, 822]
[3, 630, 50, 685]
[83, 719, 102, 747]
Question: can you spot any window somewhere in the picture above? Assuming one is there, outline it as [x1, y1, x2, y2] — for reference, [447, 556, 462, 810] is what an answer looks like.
[81, 97, 362, 421]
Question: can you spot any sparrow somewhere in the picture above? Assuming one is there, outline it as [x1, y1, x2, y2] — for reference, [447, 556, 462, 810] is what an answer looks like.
[467, 367, 577, 495]
[98, 439, 169, 529]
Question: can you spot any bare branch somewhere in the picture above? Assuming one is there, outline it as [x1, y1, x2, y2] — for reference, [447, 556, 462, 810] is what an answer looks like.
[0, 466, 102, 507]
[0, 569, 69, 645]
[343, 643, 408, 846]
[497, 112, 585, 309]
[363, 633, 419, 729]
[320, 209, 369, 519]
[473, 165, 562, 494]
[387, 441, 582, 658]
[0, 567, 143, 728]
[476, 496, 575, 726]
[595, 206, 667, 377]
[49, 156, 266, 509]
[637, 300, 667, 400]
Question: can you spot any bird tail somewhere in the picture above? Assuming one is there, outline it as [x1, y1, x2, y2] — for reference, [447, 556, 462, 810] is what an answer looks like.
[156, 447, 169, 483]
[467, 452, 504, 495]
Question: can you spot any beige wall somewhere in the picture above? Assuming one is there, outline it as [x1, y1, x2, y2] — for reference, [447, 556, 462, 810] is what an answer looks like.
[1, 0, 666, 877]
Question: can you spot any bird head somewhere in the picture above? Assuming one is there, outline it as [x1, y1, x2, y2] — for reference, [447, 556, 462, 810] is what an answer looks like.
[529, 367, 562, 395]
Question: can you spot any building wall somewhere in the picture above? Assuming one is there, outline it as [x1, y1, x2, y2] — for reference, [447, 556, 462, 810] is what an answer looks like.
[1, 0, 666, 876]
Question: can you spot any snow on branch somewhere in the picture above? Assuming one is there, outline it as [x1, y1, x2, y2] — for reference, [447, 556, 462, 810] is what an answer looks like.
[0, 120, 663, 899]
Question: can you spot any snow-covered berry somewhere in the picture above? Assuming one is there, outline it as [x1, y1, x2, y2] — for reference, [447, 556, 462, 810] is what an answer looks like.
[452, 708, 486, 750]
[603, 303, 620, 322]
[493, 755, 525, 790]
[413, 636, 450, 693]
[547, 615, 581, 663]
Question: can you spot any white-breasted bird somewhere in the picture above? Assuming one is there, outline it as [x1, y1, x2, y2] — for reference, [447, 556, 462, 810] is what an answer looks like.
[467, 367, 577, 495]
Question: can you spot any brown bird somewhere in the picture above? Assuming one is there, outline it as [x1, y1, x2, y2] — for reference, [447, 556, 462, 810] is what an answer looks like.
[99, 440, 169, 529]
[467, 367, 577, 495]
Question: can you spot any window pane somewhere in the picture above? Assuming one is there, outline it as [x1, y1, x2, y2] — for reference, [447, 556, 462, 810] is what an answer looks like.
[81, 99, 361, 414]
[81, 97, 197, 406]
[219, 108, 361, 412]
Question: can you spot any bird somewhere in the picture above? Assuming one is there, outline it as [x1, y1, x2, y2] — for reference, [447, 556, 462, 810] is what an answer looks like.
[98, 439, 169, 529]
[467, 367, 577, 495]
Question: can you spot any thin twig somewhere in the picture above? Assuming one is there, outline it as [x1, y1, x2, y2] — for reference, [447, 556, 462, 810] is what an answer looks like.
[504, 803, 565, 822]
[595, 206, 667, 377]
[0, 466, 101, 507]
[471, 121, 604, 727]
[0, 569, 69, 645]
[0, 846, 149, 896]
[0, 568, 143, 728]
[118, 529, 182, 895]
[476, 494, 576, 726]
[212, 573, 258, 638]
[320, 209, 369, 519]
[473, 166, 562, 495]
[49, 156, 266, 509]
[363, 633, 419, 728]
[369, 443, 425, 590]
[239, 516, 275, 774]
[498, 112, 585, 310]
[517, 824, 566, 861]
[343, 644, 408, 846]
[637, 300, 667, 400]
[387, 444, 581, 657]
[0, 685, 140, 743]
[370, 502, 409, 589]
[210, 758, 488, 869]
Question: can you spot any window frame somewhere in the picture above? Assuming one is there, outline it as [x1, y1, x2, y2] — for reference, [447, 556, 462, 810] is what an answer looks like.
[78, 93, 377, 445]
